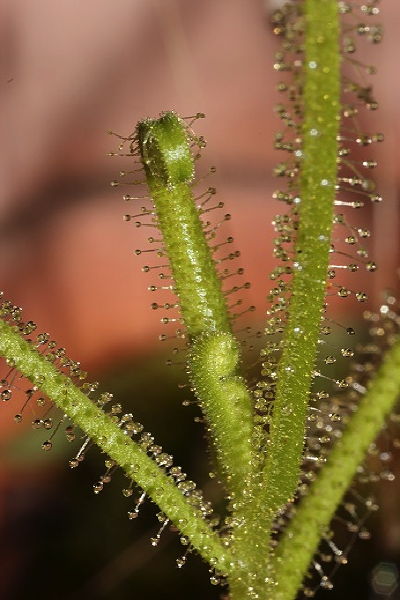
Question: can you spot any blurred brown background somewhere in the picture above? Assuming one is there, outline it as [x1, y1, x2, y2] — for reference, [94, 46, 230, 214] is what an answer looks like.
[1, 0, 400, 598]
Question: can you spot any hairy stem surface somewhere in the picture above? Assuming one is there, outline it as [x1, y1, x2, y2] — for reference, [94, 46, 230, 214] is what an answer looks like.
[137, 112, 231, 338]
[0, 318, 232, 575]
[273, 337, 400, 600]
[263, 0, 341, 517]
[229, 1, 341, 597]
[189, 333, 254, 499]
[137, 113, 254, 497]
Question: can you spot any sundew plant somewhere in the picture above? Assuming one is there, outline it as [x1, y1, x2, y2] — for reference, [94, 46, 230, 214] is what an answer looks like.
[1, 1, 399, 599]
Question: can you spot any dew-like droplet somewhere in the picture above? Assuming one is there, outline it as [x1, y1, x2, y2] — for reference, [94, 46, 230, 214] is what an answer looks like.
[320, 576, 333, 590]
[324, 355, 336, 364]
[341, 348, 354, 357]
[65, 426, 75, 442]
[356, 292, 368, 302]
[321, 326, 332, 335]
[93, 482, 103, 494]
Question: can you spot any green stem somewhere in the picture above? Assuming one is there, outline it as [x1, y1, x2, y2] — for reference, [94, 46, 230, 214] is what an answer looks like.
[262, 0, 341, 519]
[137, 112, 254, 496]
[273, 337, 400, 600]
[137, 112, 231, 338]
[229, 2, 341, 596]
[189, 333, 254, 500]
[0, 318, 232, 575]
